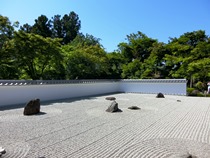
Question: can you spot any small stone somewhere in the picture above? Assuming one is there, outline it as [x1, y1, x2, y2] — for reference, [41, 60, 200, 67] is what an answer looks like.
[156, 93, 165, 98]
[128, 106, 141, 110]
[23, 98, 41, 115]
[177, 100, 181, 102]
[105, 97, 116, 101]
[0, 147, 6, 156]
[186, 152, 197, 158]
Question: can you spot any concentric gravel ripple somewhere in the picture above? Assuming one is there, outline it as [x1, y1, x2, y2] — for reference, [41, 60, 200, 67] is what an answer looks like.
[1, 141, 30, 158]
[116, 138, 210, 158]
[0, 107, 62, 122]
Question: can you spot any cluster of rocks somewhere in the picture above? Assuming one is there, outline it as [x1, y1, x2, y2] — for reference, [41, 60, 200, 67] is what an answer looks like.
[0, 147, 6, 157]
[23, 93, 166, 116]
[23, 98, 41, 115]
[106, 93, 166, 113]
[22, 92, 166, 115]
[105, 96, 141, 112]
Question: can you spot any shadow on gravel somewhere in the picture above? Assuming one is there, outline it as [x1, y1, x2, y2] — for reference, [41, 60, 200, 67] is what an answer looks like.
[0, 92, 121, 111]
[35, 111, 47, 116]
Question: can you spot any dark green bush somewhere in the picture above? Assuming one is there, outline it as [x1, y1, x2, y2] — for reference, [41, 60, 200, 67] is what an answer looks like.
[188, 89, 201, 96]
[195, 81, 205, 92]
[187, 88, 195, 95]
[197, 93, 205, 97]
[187, 87, 210, 97]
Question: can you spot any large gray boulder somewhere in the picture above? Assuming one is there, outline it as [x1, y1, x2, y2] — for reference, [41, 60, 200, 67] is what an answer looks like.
[23, 99, 40, 115]
[106, 101, 119, 113]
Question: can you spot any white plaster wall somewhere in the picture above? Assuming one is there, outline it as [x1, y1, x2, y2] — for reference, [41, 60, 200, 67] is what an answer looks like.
[0, 82, 120, 107]
[120, 82, 186, 95]
[0, 79, 187, 107]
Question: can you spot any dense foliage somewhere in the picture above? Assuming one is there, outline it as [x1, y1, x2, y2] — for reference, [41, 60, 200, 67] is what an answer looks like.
[1, 13, 210, 90]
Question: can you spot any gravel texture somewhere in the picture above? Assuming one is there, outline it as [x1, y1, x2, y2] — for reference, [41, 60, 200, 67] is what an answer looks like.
[1, 93, 210, 158]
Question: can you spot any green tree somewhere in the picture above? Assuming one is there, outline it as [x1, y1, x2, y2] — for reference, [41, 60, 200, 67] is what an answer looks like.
[51, 12, 81, 44]
[0, 15, 16, 47]
[106, 52, 125, 79]
[118, 31, 157, 79]
[8, 31, 63, 79]
[71, 33, 101, 47]
[119, 31, 157, 62]
[20, 23, 32, 33]
[51, 15, 63, 38]
[20, 11, 81, 44]
[31, 15, 52, 37]
[64, 49, 96, 79]
[0, 15, 19, 79]
[121, 59, 143, 79]
[142, 42, 169, 79]
[62, 11, 81, 44]
[62, 35, 108, 79]
[164, 30, 209, 87]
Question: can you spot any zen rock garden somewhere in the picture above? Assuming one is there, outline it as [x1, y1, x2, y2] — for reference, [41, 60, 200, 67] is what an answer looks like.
[23, 98, 41, 115]
[22, 93, 165, 116]
[2, 93, 210, 157]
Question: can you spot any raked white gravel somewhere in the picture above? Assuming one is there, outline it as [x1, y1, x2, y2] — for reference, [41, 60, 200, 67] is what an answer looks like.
[1, 93, 210, 158]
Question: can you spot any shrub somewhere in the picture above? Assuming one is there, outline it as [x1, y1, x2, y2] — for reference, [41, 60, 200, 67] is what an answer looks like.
[195, 81, 205, 91]
[188, 89, 201, 96]
[197, 93, 205, 97]
[187, 88, 195, 95]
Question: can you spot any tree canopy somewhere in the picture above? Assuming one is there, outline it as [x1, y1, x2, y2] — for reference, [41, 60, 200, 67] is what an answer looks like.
[0, 14, 210, 90]
[6, 31, 63, 79]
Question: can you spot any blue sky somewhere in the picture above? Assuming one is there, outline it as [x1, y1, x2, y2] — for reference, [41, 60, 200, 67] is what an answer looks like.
[1, 0, 210, 52]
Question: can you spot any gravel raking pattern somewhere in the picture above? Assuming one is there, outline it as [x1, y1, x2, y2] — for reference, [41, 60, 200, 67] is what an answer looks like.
[1, 93, 210, 157]
[115, 138, 210, 158]
[0, 141, 30, 158]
